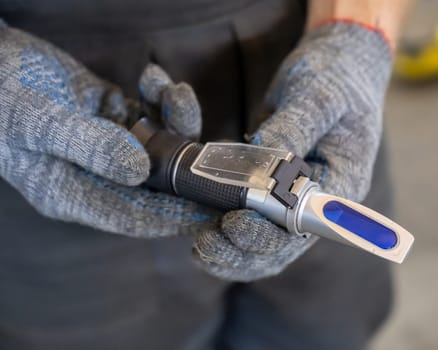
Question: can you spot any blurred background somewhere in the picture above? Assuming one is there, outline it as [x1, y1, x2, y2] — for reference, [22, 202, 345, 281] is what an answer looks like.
[371, 1, 438, 349]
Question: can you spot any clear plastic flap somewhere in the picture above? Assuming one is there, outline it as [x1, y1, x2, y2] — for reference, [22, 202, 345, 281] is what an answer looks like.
[190, 143, 292, 189]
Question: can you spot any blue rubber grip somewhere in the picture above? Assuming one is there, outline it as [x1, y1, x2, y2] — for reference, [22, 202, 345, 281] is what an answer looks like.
[323, 200, 398, 249]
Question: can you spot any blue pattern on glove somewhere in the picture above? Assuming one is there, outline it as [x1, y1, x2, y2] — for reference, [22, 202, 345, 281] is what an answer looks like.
[127, 136, 145, 151]
[19, 48, 76, 108]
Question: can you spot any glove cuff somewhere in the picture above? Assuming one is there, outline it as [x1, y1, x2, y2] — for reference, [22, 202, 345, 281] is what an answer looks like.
[310, 18, 393, 53]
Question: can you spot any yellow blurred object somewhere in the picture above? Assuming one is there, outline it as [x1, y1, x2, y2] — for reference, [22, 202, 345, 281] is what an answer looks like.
[394, 26, 438, 81]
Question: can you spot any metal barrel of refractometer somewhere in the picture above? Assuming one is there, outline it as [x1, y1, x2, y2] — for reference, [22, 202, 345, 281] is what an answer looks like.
[130, 118, 246, 211]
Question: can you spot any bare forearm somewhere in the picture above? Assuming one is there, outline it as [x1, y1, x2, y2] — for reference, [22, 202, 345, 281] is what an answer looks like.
[306, 0, 412, 47]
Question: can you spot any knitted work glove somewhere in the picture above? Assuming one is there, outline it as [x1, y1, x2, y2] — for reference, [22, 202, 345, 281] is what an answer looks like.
[0, 20, 217, 237]
[193, 21, 393, 281]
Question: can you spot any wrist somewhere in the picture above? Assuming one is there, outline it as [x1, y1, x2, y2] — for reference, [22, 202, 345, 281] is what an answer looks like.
[306, 0, 411, 50]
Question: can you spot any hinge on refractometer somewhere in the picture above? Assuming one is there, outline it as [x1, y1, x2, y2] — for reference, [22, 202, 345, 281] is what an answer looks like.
[270, 157, 313, 208]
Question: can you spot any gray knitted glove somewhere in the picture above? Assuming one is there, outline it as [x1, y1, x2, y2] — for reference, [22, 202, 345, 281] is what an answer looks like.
[193, 22, 393, 281]
[0, 21, 218, 237]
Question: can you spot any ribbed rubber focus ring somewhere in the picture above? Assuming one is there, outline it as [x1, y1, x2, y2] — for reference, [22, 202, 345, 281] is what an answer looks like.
[174, 143, 244, 212]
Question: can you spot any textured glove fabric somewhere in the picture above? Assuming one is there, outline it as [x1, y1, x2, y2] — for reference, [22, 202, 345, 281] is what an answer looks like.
[139, 63, 202, 140]
[0, 22, 218, 237]
[193, 22, 393, 281]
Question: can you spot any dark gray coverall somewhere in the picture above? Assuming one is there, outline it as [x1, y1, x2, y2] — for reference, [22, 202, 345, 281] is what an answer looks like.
[0, 1, 393, 349]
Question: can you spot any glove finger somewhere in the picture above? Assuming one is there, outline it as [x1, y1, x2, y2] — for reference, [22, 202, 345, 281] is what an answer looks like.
[139, 63, 172, 104]
[193, 228, 246, 267]
[2, 148, 218, 237]
[161, 82, 201, 140]
[307, 112, 382, 202]
[193, 228, 318, 282]
[222, 209, 293, 255]
[93, 84, 129, 125]
[139, 64, 202, 140]
[0, 45, 150, 186]
[193, 229, 259, 281]
[5, 105, 150, 186]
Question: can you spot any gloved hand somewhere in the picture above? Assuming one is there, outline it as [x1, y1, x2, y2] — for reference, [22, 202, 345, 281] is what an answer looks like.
[0, 20, 218, 237]
[193, 21, 393, 281]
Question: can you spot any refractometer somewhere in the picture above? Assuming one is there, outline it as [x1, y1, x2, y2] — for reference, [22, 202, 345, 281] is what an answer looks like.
[130, 117, 414, 263]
